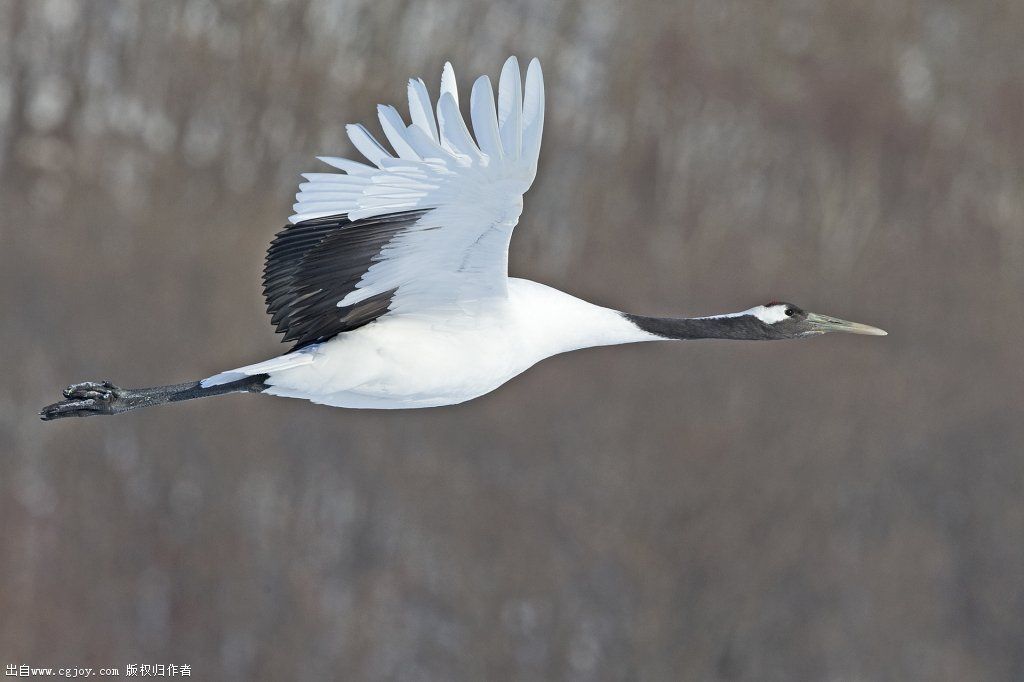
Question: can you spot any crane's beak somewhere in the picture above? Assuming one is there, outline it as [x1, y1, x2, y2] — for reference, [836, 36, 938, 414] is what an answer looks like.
[805, 312, 887, 336]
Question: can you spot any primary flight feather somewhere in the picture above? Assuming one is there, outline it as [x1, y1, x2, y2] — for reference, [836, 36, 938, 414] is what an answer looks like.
[41, 57, 884, 420]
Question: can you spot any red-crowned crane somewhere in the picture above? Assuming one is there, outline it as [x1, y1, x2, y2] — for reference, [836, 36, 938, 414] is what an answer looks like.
[41, 57, 885, 420]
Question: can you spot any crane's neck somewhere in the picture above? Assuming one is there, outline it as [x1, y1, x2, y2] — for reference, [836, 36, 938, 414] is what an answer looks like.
[623, 313, 780, 341]
[508, 280, 781, 354]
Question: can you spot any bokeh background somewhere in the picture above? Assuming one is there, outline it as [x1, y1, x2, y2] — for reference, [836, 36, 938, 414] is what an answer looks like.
[2, 0, 1023, 679]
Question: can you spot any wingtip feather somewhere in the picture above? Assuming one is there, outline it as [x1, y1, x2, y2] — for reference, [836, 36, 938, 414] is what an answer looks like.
[470, 75, 503, 159]
[498, 56, 523, 159]
[522, 58, 545, 167]
[440, 61, 458, 105]
[407, 77, 439, 142]
[377, 104, 420, 160]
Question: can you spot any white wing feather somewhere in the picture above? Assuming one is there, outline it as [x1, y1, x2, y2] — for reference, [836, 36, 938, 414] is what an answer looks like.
[470, 75, 503, 160]
[377, 105, 421, 160]
[407, 78, 440, 142]
[497, 56, 523, 161]
[290, 57, 545, 314]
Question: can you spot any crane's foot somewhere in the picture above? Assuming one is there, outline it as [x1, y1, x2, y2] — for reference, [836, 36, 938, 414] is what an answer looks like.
[40, 381, 130, 421]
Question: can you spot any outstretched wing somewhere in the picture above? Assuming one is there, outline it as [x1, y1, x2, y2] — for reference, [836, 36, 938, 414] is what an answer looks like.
[264, 57, 545, 349]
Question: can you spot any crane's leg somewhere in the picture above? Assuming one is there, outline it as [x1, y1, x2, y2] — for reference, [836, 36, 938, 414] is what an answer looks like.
[39, 374, 269, 421]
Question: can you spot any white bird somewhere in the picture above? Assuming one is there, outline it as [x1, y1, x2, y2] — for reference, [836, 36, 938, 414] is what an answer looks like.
[41, 57, 885, 421]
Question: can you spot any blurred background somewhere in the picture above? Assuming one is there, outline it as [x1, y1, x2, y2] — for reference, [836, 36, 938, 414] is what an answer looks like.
[2, 0, 1023, 679]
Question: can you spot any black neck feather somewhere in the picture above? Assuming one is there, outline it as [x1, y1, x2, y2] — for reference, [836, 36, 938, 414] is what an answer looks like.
[624, 314, 783, 341]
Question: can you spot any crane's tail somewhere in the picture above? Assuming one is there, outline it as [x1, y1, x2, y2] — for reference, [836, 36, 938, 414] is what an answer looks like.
[198, 346, 319, 389]
[39, 375, 269, 421]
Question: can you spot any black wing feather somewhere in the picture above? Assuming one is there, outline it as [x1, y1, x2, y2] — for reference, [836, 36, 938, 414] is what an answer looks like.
[263, 209, 429, 350]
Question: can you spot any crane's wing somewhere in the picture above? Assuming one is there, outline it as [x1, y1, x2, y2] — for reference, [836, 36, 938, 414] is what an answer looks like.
[263, 57, 545, 349]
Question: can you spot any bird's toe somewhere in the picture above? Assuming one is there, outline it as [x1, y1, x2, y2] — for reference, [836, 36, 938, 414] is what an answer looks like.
[39, 398, 103, 421]
[63, 381, 118, 400]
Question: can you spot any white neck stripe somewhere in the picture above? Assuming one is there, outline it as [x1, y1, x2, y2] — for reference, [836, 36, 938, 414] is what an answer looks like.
[698, 305, 789, 324]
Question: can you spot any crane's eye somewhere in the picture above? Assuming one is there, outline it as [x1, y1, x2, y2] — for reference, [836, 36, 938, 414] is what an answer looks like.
[785, 308, 795, 317]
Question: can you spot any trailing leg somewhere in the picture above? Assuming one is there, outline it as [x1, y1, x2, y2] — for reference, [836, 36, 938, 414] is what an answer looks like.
[39, 375, 268, 421]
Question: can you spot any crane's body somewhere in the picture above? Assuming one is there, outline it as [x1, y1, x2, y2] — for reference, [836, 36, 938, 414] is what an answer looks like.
[41, 57, 884, 421]
[206, 278, 653, 409]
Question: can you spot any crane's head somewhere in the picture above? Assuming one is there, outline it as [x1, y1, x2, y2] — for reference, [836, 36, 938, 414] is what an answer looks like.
[747, 301, 887, 339]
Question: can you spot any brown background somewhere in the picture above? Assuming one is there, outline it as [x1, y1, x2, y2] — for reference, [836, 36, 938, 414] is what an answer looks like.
[2, 0, 1023, 680]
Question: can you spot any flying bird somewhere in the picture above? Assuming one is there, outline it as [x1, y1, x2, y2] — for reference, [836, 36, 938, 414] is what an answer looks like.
[40, 57, 885, 421]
